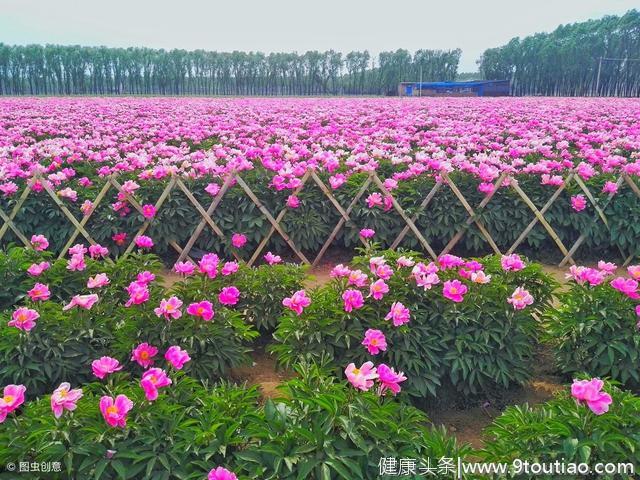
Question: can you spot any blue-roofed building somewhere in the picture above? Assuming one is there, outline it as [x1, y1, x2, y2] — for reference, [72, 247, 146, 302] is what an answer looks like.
[398, 80, 510, 97]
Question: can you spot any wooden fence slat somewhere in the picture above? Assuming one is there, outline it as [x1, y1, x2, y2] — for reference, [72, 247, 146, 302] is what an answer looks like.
[0, 181, 33, 247]
[58, 177, 113, 259]
[39, 175, 99, 247]
[508, 176, 574, 264]
[559, 175, 626, 267]
[122, 176, 177, 256]
[371, 173, 438, 260]
[441, 173, 501, 256]
[176, 173, 236, 263]
[390, 180, 442, 250]
[441, 172, 508, 256]
[312, 173, 373, 266]
[248, 170, 311, 266]
[234, 174, 311, 265]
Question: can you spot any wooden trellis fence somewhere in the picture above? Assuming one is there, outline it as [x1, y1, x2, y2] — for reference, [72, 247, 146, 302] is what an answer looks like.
[1, 170, 639, 267]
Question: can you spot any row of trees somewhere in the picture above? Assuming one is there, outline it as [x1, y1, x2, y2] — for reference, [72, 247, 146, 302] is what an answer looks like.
[0, 45, 461, 96]
[478, 9, 640, 96]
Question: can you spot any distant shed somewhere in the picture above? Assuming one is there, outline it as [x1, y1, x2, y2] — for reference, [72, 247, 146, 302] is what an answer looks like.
[398, 80, 510, 97]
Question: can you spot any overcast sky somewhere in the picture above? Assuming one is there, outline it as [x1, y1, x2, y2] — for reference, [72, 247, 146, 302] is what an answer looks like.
[0, 0, 637, 71]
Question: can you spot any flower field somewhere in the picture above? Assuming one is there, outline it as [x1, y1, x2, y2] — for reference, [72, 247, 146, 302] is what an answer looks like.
[1, 97, 640, 479]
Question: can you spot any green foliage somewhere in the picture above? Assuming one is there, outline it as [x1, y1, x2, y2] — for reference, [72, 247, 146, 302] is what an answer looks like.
[272, 250, 558, 403]
[481, 380, 640, 478]
[544, 280, 640, 387]
[0, 377, 260, 480]
[235, 362, 471, 479]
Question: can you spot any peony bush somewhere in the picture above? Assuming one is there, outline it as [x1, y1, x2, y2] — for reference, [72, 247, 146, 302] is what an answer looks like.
[272, 249, 557, 404]
[545, 263, 640, 388]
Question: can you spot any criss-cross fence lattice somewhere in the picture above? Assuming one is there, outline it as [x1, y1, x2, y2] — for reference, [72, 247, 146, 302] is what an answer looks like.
[1, 170, 639, 267]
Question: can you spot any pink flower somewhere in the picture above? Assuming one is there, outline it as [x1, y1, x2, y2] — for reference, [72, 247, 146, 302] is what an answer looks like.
[131, 343, 159, 368]
[100, 394, 133, 428]
[507, 287, 534, 310]
[199, 253, 219, 278]
[342, 289, 364, 312]
[602, 181, 618, 195]
[598, 261, 617, 275]
[264, 252, 282, 265]
[231, 233, 247, 248]
[377, 364, 407, 396]
[571, 194, 587, 212]
[205, 183, 220, 196]
[208, 467, 238, 480]
[397, 256, 415, 267]
[282, 290, 311, 315]
[28, 283, 50, 301]
[92, 356, 123, 380]
[359, 228, 375, 239]
[369, 279, 389, 300]
[88, 244, 109, 259]
[62, 294, 99, 311]
[125, 281, 149, 307]
[67, 253, 86, 271]
[415, 272, 440, 290]
[385, 302, 410, 326]
[470, 271, 492, 284]
[135, 235, 154, 249]
[438, 254, 465, 269]
[80, 199, 94, 216]
[112, 232, 127, 246]
[610, 277, 640, 299]
[50, 383, 83, 418]
[330, 264, 351, 278]
[627, 265, 640, 281]
[286, 195, 300, 208]
[186, 300, 215, 321]
[136, 271, 155, 284]
[68, 244, 87, 256]
[571, 378, 613, 415]
[165, 346, 191, 370]
[221, 261, 239, 276]
[374, 264, 393, 280]
[219, 286, 240, 306]
[154, 296, 183, 319]
[442, 280, 468, 303]
[27, 261, 50, 276]
[362, 329, 387, 355]
[0, 384, 26, 423]
[501, 254, 525, 272]
[348, 269, 368, 287]
[345, 362, 378, 391]
[30, 234, 49, 251]
[140, 368, 172, 401]
[174, 261, 196, 276]
[9, 307, 39, 331]
[87, 273, 110, 289]
[141, 204, 156, 219]
[366, 193, 383, 208]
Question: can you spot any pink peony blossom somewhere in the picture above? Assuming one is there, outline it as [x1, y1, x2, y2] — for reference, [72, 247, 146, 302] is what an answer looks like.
[571, 194, 587, 212]
[136, 271, 156, 284]
[362, 329, 387, 355]
[507, 287, 534, 310]
[501, 253, 525, 272]
[154, 296, 183, 319]
[87, 273, 110, 289]
[186, 300, 215, 321]
[112, 232, 127, 246]
[282, 290, 311, 315]
[377, 364, 407, 396]
[125, 281, 149, 307]
[141, 204, 156, 219]
[140, 368, 172, 401]
[165, 346, 191, 370]
[286, 195, 300, 208]
[442, 280, 468, 303]
[67, 253, 86, 271]
[208, 467, 238, 480]
[345, 362, 378, 391]
[264, 252, 282, 265]
[92, 356, 123, 380]
[100, 394, 133, 428]
[28, 283, 50, 301]
[396, 256, 415, 267]
[0, 384, 26, 423]
[221, 261, 239, 276]
[385, 301, 410, 326]
[231, 233, 247, 248]
[571, 378, 612, 415]
[330, 264, 351, 278]
[9, 307, 39, 331]
[359, 228, 375, 239]
[438, 254, 465, 269]
[88, 244, 109, 258]
[135, 235, 154, 249]
[30, 234, 49, 251]
[199, 253, 219, 278]
[131, 343, 158, 368]
[602, 181, 619, 194]
[369, 279, 389, 300]
[610, 277, 640, 299]
[627, 265, 640, 281]
[27, 261, 50, 276]
[62, 294, 99, 311]
[174, 261, 196, 276]
[471, 271, 491, 284]
[69, 244, 87, 256]
[342, 289, 364, 312]
[50, 383, 83, 418]
[219, 286, 240, 306]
